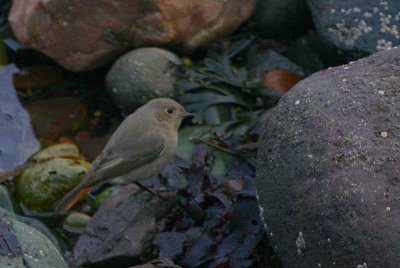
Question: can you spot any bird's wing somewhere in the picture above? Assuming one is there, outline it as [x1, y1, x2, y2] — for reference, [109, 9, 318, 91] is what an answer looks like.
[82, 131, 166, 187]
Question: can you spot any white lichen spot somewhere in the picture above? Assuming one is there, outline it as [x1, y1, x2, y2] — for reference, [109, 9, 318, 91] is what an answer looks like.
[395, 12, 400, 21]
[330, 9, 336, 14]
[344, 66, 349, 70]
[342, 78, 348, 82]
[356, 263, 368, 268]
[353, 7, 361, 13]
[295, 100, 300, 105]
[378, 90, 385, 95]
[328, 20, 372, 47]
[363, 12, 373, 18]
[376, 39, 393, 51]
[386, 206, 391, 212]
[380, 131, 388, 138]
[295, 232, 306, 255]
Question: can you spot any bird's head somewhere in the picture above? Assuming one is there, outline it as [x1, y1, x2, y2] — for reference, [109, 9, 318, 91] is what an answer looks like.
[145, 98, 193, 130]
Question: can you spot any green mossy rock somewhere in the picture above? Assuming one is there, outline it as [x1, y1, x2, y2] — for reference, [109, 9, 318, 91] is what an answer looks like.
[15, 157, 91, 211]
[0, 185, 22, 214]
[31, 143, 80, 160]
[92, 185, 123, 210]
[63, 212, 91, 234]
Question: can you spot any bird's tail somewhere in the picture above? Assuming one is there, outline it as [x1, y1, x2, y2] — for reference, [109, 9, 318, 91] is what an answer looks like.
[52, 185, 91, 212]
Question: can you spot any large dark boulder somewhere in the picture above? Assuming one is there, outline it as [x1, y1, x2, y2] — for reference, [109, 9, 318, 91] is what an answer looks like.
[256, 47, 400, 267]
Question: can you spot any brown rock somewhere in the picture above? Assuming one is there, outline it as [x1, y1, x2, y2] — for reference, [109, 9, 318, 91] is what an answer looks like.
[73, 131, 111, 161]
[262, 69, 304, 94]
[13, 65, 63, 91]
[9, 0, 256, 71]
[25, 97, 88, 142]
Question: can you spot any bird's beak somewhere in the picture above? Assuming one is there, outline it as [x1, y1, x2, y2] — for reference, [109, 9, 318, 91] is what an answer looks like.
[183, 112, 195, 118]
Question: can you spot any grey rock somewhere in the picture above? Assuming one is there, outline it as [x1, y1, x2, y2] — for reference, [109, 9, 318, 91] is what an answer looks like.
[73, 184, 178, 267]
[0, 208, 67, 268]
[251, 0, 312, 39]
[256, 47, 400, 267]
[0, 64, 39, 171]
[0, 185, 63, 251]
[306, 0, 400, 53]
[106, 48, 182, 113]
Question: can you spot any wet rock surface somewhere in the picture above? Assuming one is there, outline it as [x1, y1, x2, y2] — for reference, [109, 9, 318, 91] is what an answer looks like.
[73, 184, 178, 268]
[256, 47, 400, 267]
[25, 97, 88, 142]
[247, 49, 305, 79]
[0, 207, 67, 268]
[9, 0, 256, 71]
[306, 0, 400, 53]
[0, 64, 39, 171]
[252, 0, 311, 39]
[106, 48, 181, 113]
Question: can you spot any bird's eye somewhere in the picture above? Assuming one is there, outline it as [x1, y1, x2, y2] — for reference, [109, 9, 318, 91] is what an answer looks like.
[165, 107, 174, 115]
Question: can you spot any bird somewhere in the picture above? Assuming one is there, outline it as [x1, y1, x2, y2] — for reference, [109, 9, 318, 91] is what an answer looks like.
[52, 98, 192, 212]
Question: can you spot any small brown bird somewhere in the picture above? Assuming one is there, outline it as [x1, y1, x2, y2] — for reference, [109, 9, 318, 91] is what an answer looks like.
[53, 98, 191, 212]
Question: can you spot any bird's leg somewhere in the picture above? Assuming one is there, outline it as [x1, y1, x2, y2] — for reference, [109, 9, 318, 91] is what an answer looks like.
[134, 182, 165, 199]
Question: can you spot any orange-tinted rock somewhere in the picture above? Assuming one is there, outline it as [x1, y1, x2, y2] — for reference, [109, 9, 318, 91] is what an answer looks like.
[25, 97, 88, 142]
[261, 69, 304, 94]
[13, 65, 63, 91]
[73, 131, 110, 161]
[9, 0, 256, 71]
